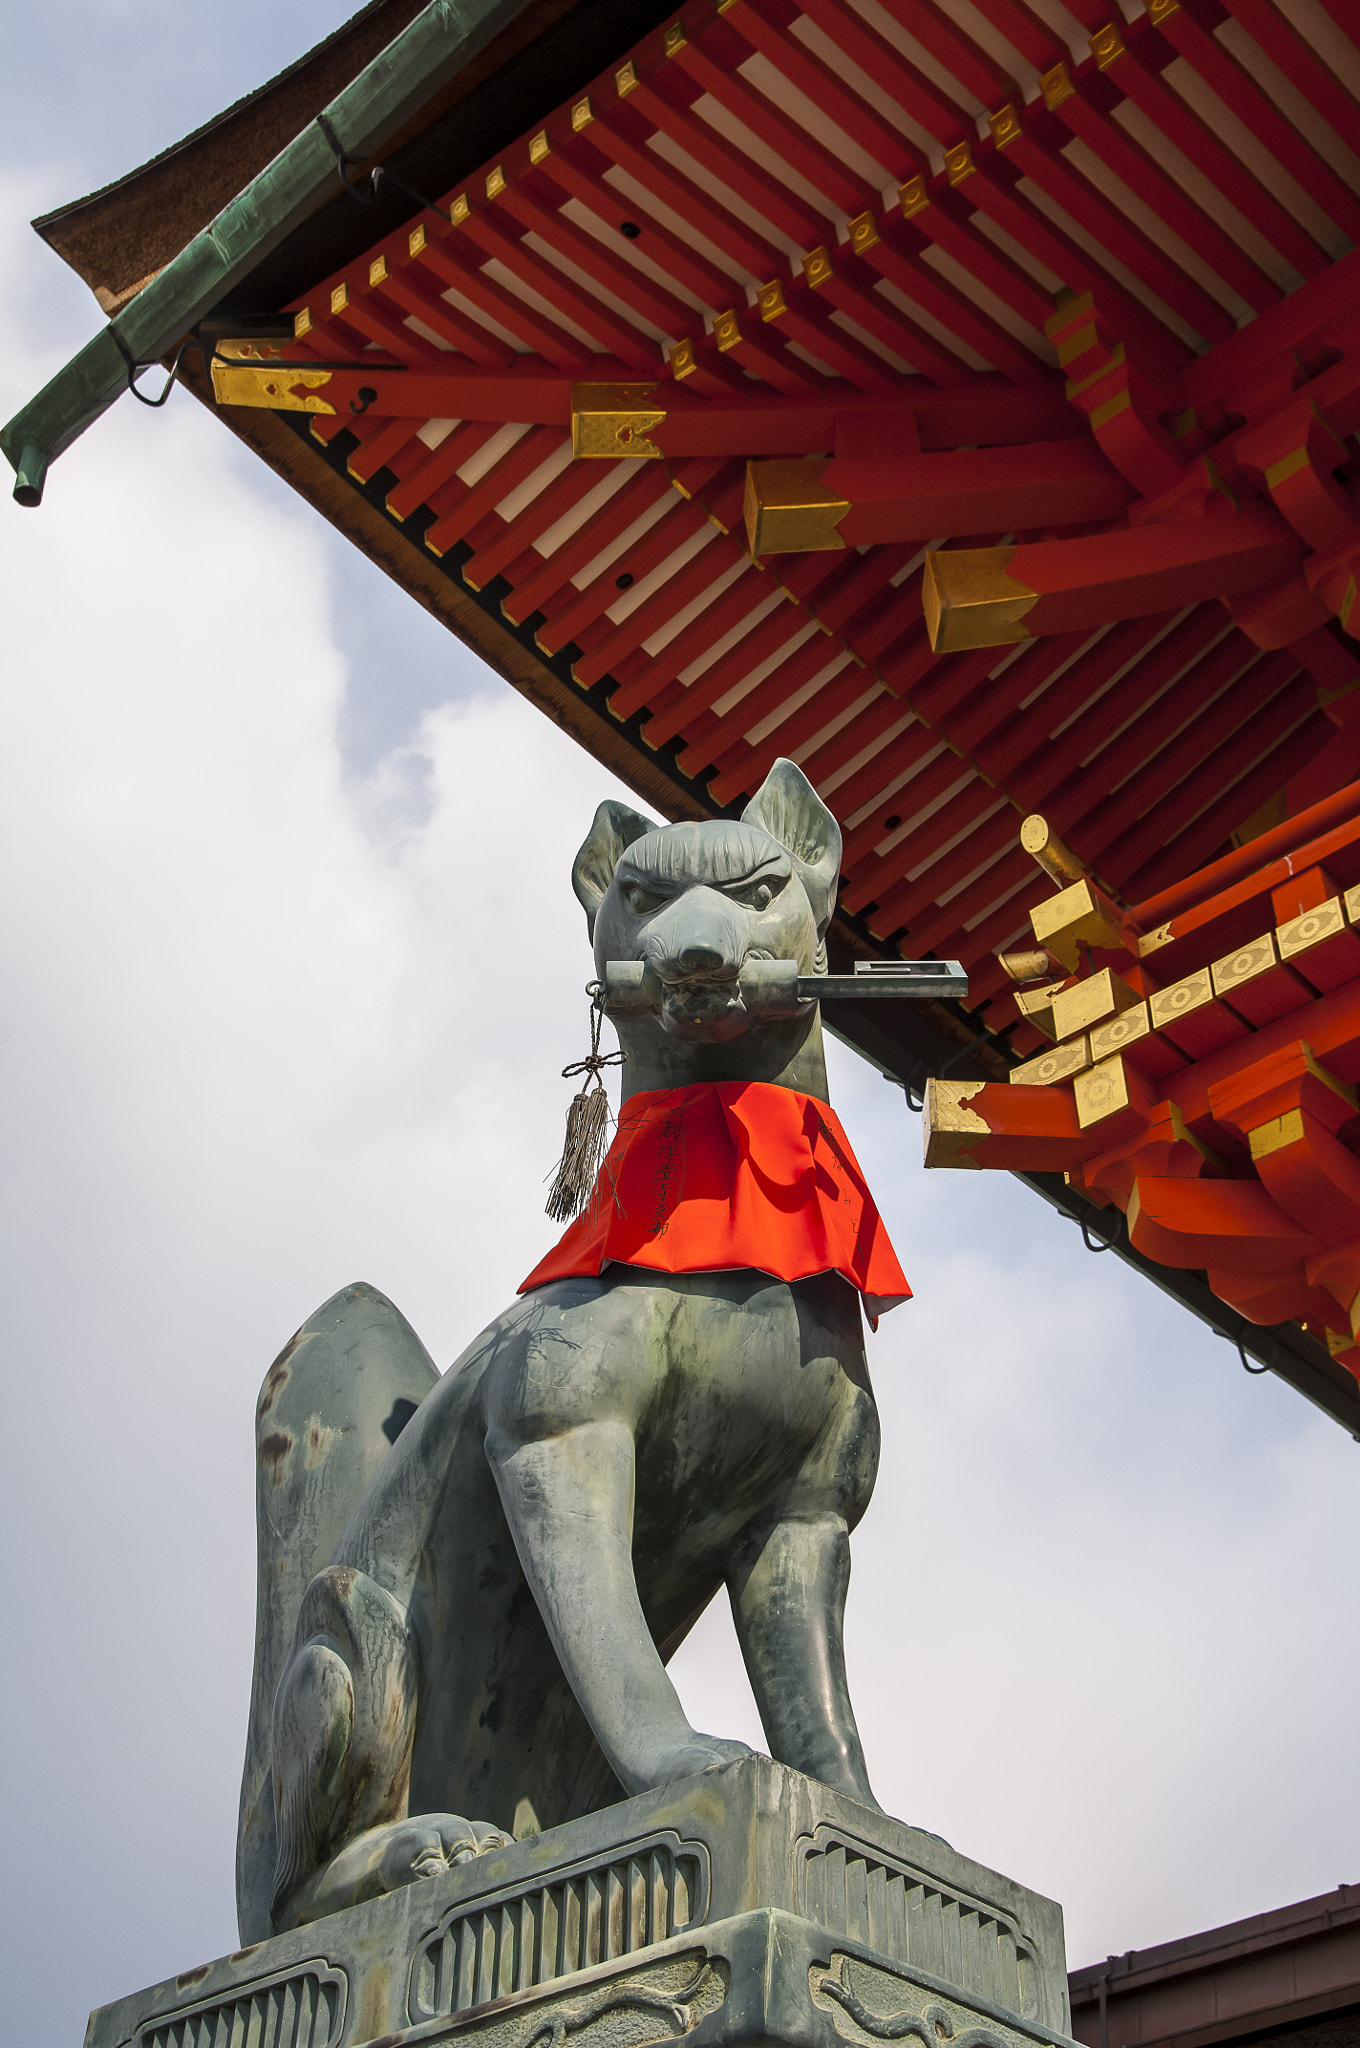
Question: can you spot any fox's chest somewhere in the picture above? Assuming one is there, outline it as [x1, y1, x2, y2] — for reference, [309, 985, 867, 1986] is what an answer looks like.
[627, 1270, 867, 1539]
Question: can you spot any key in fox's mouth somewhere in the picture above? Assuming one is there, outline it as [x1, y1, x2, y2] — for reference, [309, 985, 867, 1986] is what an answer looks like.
[658, 978, 751, 1042]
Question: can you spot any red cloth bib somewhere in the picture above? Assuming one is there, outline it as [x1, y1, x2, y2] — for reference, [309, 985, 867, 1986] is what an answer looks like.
[519, 1081, 911, 1323]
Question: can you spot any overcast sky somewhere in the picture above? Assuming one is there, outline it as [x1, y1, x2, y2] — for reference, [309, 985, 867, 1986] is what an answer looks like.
[2, 9, 1358, 2046]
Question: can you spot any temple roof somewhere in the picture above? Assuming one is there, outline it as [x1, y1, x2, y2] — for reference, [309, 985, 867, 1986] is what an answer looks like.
[7, 0, 1360, 1427]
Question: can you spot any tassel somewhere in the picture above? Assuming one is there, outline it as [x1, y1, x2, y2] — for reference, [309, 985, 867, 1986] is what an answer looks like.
[545, 1086, 613, 1222]
[545, 983, 626, 1222]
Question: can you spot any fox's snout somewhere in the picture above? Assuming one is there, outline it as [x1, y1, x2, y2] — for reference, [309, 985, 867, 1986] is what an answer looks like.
[641, 890, 747, 987]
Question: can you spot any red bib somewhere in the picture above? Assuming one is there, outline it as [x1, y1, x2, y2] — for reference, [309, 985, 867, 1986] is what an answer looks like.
[519, 1081, 911, 1323]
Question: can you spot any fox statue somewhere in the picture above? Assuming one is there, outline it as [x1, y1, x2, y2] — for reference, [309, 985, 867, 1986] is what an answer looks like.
[236, 759, 907, 1944]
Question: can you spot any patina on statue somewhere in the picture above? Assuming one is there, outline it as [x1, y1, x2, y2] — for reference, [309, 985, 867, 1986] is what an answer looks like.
[237, 760, 887, 1945]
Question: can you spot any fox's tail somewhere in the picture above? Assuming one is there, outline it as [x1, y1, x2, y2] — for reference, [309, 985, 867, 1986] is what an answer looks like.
[235, 1282, 439, 1943]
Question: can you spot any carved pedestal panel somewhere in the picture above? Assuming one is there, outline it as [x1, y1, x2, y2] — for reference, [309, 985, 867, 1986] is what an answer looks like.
[85, 1759, 1078, 2048]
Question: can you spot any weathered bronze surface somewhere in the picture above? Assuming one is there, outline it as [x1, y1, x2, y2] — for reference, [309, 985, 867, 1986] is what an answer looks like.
[239, 762, 888, 1943]
[96, 1759, 1076, 2048]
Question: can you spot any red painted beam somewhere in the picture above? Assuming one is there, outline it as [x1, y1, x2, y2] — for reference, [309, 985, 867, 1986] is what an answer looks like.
[926, 514, 1302, 646]
[750, 437, 1132, 549]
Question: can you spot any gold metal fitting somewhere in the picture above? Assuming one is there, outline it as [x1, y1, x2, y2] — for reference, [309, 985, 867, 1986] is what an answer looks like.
[1148, 0, 1180, 20]
[293, 307, 313, 338]
[1091, 22, 1126, 66]
[944, 140, 975, 186]
[899, 175, 929, 218]
[1050, 968, 1139, 1045]
[988, 103, 1022, 148]
[368, 255, 389, 288]
[757, 279, 788, 321]
[330, 282, 350, 315]
[529, 130, 550, 164]
[923, 546, 1036, 652]
[664, 21, 687, 55]
[802, 245, 834, 287]
[572, 97, 593, 130]
[572, 382, 666, 459]
[744, 459, 848, 554]
[450, 194, 470, 223]
[713, 309, 742, 351]
[210, 360, 335, 414]
[1075, 1055, 1133, 1130]
[922, 1078, 988, 1170]
[1012, 984, 1064, 1043]
[1020, 816, 1087, 889]
[998, 948, 1054, 984]
[408, 224, 427, 257]
[848, 212, 879, 254]
[486, 165, 506, 198]
[1040, 61, 1074, 108]
[669, 338, 697, 379]
[1011, 1040, 1090, 1088]
[1032, 880, 1127, 973]
[616, 59, 638, 95]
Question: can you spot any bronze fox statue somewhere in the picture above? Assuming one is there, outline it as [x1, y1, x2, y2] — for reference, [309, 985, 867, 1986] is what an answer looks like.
[236, 759, 886, 1942]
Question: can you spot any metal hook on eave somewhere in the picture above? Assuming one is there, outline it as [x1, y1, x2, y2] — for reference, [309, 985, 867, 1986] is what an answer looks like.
[1217, 1327, 1275, 1375]
[316, 111, 378, 205]
[110, 328, 197, 410]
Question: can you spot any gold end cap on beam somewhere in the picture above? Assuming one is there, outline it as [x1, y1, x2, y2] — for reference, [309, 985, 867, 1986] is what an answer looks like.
[998, 948, 1054, 983]
[922, 546, 1037, 652]
[1019, 814, 1087, 888]
[922, 1078, 988, 1169]
[571, 383, 665, 458]
[210, 341, 335, 414]
[1012, 982, 1067, 1042]
[1030, 878, 1127, 971]
[1074, 1053, 1133, 1130]
[1050, 965, 1140, 1043]
[743, 459, 849, 555]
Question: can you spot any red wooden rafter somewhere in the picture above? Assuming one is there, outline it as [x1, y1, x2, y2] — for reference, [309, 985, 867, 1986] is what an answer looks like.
[208, 0, 1360, 1040]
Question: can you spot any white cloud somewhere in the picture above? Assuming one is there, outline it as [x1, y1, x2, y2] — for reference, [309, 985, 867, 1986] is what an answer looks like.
[1, 168, 1357, 2048]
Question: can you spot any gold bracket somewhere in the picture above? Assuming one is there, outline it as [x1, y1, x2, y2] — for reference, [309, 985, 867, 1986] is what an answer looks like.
[210, 341, 335, 414]
[571, 383, 666, 458]
[922, 546, 1037, 651]
[1030, 878, 1128, 972]
[744, 460, 849, 554]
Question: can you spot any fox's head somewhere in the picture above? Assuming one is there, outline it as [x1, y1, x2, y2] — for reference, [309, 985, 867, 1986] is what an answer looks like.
[573, 759, 840, 1099]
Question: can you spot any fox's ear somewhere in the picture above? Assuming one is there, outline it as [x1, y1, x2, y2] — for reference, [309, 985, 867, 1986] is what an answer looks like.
[743, 758, 841, 931]
[573, 799, 658, 934]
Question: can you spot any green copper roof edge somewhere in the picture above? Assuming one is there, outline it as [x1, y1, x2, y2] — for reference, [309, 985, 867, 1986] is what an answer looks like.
[1, 0, 532, 506]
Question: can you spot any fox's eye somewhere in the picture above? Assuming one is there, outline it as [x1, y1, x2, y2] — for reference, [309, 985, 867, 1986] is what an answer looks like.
[624, 883, 664, 916]
[733, 877, 780, 911]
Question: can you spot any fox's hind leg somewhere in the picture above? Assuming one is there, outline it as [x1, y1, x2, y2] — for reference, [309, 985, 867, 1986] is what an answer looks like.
[270, 1565, 512, 1930]
[270, 1564, 420, 1928]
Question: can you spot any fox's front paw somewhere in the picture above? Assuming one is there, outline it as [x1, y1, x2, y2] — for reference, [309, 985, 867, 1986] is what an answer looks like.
[280, 1813, 515, 1928]
[383, 1814, 513, 1888]
[646, 1734, 757, 1787]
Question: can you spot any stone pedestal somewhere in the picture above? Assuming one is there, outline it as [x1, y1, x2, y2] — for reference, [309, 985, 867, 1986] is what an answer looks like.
[85, 1759, 1077, 2048]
